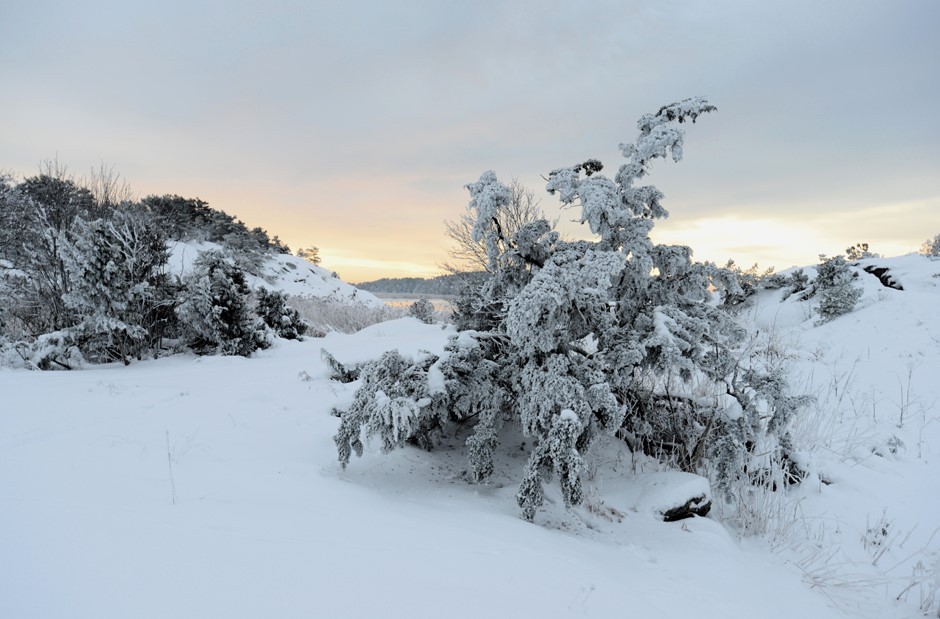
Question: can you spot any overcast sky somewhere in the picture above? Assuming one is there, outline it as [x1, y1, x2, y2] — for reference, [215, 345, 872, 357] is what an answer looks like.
[2, 0, 938, 281]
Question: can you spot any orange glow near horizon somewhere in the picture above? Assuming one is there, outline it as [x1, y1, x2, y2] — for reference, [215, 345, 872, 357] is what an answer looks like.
[3, 159, 936, 285]
[143, 179, 456, 283]
[5, 159, 937, 285]
[142, 175, 939, 283]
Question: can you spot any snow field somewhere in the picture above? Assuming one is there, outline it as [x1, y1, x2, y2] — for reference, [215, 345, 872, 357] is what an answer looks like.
[2, 320, 838, 618]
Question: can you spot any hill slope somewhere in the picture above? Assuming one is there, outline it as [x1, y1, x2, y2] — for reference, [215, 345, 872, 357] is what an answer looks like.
[167, 240, 382, 307]
[744, 253, 940, 616]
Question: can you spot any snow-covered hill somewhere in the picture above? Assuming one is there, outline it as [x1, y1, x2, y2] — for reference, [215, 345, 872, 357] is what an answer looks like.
[166, 240, 383, 307]
[744, 253, 940, 617]
[1, 254, 938, 618]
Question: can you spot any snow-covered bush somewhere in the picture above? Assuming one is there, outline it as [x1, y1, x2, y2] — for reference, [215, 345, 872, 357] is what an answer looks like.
[408, 298, 435, 324]
[778, 268, 810, 301]
[333, 99, 810, 521]
[920, 233, 940, 257]
[255, 288, 308, 340]
[3, 330, 86, 370]
[815, 254, 862, 323]
[140, 194, 287, 256]
[1, 170, 299, 363]
[333, 349, 451, 465]
[176, 251, 267, 356]
[720, 260, 775, 306]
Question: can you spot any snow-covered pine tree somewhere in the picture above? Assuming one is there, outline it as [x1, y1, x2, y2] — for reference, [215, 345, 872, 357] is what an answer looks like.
[815, 254, 863, 322]
[333, 349, 450, 466]
[0, 172, 97, 335]
[772, 268, 810, 301]
[0, 176, 34, 338]
[331, 98, 808, 521]
[62, 209, 174, 363]
[177, 251, 268, 356]
[139, 194, 215, 241]
[719, 260, 775, 306]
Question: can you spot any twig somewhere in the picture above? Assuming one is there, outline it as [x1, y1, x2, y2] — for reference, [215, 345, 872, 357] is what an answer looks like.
[166, 430, 176, 505]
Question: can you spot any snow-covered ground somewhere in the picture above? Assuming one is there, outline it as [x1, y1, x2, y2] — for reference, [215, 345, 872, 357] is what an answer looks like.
[2, 254, 938, 618]
[745, 254, 940, 617]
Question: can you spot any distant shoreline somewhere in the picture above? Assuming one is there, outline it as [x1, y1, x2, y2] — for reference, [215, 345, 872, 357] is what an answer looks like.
[371, 292, 457, 301]
[372, 294, 455, 312]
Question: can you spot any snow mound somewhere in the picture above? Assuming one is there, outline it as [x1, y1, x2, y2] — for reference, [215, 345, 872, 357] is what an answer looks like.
[319, 317, 453, 370]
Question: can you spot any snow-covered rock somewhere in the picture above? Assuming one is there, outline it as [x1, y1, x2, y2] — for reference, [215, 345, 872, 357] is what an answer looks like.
[602, 471, 712, 521]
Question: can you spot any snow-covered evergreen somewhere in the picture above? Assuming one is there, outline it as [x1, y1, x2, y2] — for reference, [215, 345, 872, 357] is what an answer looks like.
[407, 298, 435, 324]
[0, 169, 381, 367]
[815, 254, 863, 322]
[62, 210, 174, 363]
[332, 99, 808, 521]
[0, 172, 96, 335]
[176, 251, 268, 357]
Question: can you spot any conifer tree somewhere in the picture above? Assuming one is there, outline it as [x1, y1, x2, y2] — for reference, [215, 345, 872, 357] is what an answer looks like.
[815, 254, 863, 322]
[329, 99, 808, 520]
[408, 298, 435, 324]
[177, 251, 268, 356]
[62, 209, 173, 363]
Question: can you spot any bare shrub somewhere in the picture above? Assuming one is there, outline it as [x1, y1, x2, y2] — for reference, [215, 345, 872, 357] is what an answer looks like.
[286, 296, 401, 335]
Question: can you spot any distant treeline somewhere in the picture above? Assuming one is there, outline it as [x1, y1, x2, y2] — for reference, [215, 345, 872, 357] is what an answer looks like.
[356, 272, 487, 297]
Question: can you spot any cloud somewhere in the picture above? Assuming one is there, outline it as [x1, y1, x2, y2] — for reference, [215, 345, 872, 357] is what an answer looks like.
[2, 0, 938, 278]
